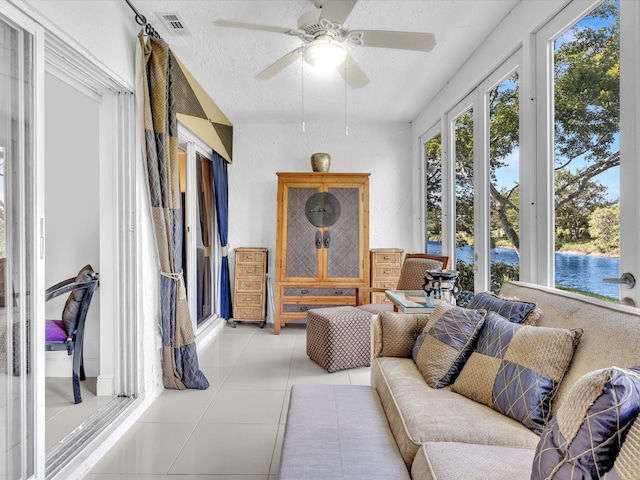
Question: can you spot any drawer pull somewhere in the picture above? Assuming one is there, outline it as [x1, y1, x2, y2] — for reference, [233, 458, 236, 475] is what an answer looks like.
[383, 255, 391, 260]
[301, 289, 309, 295]
[300, 306, 309, 311]
[335, 290, 343, 295]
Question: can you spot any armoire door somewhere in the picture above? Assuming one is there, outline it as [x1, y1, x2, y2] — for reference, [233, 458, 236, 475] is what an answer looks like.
[275, 172, 370, 333]
[278, 176, 368, 284]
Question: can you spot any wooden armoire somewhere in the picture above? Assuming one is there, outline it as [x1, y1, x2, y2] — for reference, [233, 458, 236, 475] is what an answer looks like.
[274, 172, 370, 334]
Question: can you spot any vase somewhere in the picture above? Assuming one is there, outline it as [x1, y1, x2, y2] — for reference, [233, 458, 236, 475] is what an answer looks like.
[311, 153, 331, 172]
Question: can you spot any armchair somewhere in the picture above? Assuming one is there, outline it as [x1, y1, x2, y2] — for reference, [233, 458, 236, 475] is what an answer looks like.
[356, 253, 449, 313]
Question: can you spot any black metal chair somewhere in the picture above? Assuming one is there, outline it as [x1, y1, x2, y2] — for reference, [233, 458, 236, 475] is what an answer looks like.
[44, 264, 99, 404]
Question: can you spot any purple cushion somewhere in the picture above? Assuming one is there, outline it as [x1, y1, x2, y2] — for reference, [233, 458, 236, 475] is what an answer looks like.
[466, 291, 541, 325]
[45, 320, 72, 342]
[532, 366, 640, 480]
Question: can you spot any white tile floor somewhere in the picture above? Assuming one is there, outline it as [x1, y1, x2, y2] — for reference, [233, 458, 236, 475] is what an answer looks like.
[46, 376, 112, 450]
[85, 321, 371, 480]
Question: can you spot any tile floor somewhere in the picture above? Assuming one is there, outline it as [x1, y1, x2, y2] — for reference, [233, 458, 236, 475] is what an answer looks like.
[46, 376, 112, 450]
[85, 321, 371, 479]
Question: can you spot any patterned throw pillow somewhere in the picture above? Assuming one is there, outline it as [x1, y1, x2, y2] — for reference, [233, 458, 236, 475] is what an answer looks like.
[379, 311, 432, 358]
[412, 303, 487, 388]
[602, 404, 640, 480]
[62, 264, 96, 336]
[451, 312, 582, 431]
[532, 366, 640, 480]
[466, 291, 541, 325]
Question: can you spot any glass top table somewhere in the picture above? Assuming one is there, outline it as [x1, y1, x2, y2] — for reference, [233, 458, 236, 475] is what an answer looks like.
[384, 290, 438, 313]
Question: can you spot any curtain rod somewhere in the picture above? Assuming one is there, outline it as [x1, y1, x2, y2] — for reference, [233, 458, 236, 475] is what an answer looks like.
[124, 0, 161, 38]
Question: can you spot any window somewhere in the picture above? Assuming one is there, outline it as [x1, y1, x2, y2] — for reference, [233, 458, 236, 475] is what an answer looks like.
[0, 11, 39, 478]
[427, 55, 521, 298]
[178, 130, 219, 334]
[424, 132, 442, 252]
[552, 1, 620, 301]
[488, 71, 521, 293]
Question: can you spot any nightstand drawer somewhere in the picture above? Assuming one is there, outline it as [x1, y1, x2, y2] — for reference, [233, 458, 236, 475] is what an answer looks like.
[235, 278, 263, 292]
[374, 266, 401, 278]
[237, 251, 266, 263]
[237, 264, 264, 277]
[372, 251, 402, 266]
[234, 306, 263, 320]
[236, 292, 263, 306]
[373, 280, 397, 290]
[372, 292, 392, 304]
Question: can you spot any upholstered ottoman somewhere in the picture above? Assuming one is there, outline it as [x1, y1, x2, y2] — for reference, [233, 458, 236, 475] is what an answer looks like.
[306, 306, 372, 373]
[280, 384, 411, 479]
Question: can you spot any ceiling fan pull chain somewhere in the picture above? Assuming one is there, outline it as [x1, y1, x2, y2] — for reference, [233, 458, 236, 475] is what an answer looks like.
[302, 51, 306, 133]
[344, 59, 348, 136]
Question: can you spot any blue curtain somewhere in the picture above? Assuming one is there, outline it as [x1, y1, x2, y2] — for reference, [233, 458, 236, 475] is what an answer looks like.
[213, 151, 232, 320]
[138, 34, 208, 390]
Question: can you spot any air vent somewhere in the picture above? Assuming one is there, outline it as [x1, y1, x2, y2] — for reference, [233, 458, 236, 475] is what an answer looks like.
[156, 12, 192, 36]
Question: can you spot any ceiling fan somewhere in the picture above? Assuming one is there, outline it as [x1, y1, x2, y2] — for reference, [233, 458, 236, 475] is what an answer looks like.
[214, 0, 436, 89]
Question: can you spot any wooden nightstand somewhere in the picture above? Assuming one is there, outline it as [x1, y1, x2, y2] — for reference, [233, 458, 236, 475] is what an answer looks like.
[370, 249, 404, 304]
[232, 247, 268, 327]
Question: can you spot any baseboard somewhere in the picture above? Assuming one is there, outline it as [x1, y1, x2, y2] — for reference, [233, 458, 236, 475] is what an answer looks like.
[45, 351, 99, 378]
[96, 374, 114, 396]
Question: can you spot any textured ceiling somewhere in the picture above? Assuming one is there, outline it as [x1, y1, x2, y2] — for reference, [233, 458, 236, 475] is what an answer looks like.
[135, 0, 519, 124]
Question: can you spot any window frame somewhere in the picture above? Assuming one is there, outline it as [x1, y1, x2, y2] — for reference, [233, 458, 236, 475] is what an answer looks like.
[177, 125, 221, 336]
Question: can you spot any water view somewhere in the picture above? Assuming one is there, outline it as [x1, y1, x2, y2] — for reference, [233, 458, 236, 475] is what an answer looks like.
[427, 241, 620, 299]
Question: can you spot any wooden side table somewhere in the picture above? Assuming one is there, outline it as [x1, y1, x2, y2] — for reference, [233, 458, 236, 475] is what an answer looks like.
[370, 249, 404, 304]
[232, 247, 268, 327]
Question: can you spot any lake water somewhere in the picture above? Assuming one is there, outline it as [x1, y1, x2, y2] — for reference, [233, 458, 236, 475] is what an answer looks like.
[426, 241, 620, 299]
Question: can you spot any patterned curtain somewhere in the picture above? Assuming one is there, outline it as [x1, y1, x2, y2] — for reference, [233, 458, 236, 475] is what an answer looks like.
[213, 151, 232, 320]
[137, 33, 209, 390]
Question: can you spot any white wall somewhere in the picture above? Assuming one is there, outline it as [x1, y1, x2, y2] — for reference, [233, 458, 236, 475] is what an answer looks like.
[24, 0, 136, 89]
[228, 122, 417, 288]
[44, 72, 101, 377]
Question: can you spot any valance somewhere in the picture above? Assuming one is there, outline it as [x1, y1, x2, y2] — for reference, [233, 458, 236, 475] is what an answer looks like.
[172, 54, 233, 163]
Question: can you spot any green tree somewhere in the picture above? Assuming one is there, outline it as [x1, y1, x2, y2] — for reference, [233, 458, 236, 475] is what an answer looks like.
[589, 206, 620, 252]
[555, 169, 614, 242]
[442, 1, 619, 255]
[454, 111, 475, 246]
[425, 136, 442, 239]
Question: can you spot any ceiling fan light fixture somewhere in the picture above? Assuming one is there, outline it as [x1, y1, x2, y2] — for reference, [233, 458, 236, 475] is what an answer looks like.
[304, 36, 347, 71]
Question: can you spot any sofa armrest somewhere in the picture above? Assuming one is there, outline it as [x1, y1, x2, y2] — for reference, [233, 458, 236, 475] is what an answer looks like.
[372, 312, 432, 359]
[372, 314, 384, 359]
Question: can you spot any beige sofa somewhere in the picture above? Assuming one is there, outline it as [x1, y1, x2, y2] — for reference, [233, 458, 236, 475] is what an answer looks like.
[372, 281, 640, 479]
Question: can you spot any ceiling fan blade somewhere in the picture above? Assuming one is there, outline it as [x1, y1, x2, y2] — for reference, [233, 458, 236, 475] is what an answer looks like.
[337, 53, 369, 89]
[256, 48, 303, 80]
[355, 30, 436, 52]
[319, 0, 359, 25]
[214, 19, 303, 36]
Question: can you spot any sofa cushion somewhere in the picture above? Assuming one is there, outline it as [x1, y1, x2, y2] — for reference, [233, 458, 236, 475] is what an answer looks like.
[532, 366, 640, 480]
[466, 290, 541, 325]
[451, 312, 582, 431]
[498, 281, 640, 417]
[379, 311, 432, 358]
[412, 303, 486, 388]
[411, 442, 535, 480]
[372, 356, 540, 468]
